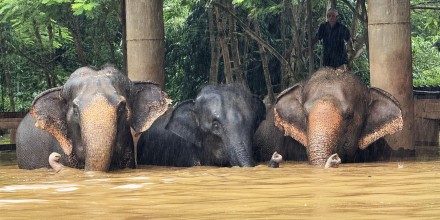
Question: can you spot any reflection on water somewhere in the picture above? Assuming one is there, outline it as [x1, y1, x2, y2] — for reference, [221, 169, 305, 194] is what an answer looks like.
[1, 150, 439, 219]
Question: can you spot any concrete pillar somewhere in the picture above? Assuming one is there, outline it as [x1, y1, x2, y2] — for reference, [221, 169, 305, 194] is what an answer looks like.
[125, 0, 165, 88]
[368, 0, 414, 150]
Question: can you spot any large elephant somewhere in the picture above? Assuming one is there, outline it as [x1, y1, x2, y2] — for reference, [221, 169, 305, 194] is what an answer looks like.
[16, 65, 170, 171]
[137, 84, 266, 167]
[273, 67, 403, 167]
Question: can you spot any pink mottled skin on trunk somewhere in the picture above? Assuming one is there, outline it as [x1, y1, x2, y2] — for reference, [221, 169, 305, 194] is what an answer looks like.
[307, 100, 342, 167]
[82, 94, 117, 171]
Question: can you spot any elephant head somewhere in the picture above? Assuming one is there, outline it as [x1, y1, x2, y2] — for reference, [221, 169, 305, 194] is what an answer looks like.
[274, 68, 403, 167]
[165, 84, 266, 167]
[30, 65, 170, 171]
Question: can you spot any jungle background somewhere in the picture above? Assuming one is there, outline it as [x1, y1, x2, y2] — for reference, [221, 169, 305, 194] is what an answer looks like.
[0, 0, 439, 112]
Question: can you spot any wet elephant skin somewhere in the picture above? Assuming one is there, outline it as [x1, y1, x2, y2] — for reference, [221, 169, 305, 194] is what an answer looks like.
[16, 65, 170, 171]
[272, 67, 403, 167]
[137, 83, 266, 167]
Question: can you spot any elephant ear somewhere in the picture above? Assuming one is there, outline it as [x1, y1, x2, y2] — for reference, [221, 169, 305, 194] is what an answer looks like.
[359, 87, 403, 149]
[31, 87, 73, 155]
[274, 84, 308, 146]
[130, 81, 171, 136]
[165, 100, 203, 148]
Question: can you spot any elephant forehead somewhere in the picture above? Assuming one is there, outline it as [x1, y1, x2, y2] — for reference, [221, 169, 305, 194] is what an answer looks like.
[303, 85, 366, 115]
[196, 93, 222, 111]
[81, 94, 117, 123]
[195, 94, 252, 126]
[64, 75, 128, 98]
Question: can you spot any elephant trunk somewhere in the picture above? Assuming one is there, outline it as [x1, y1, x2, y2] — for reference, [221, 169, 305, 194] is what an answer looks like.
[81, 95, 118, 171]
[307, 101, 342, 167]
[225, 132, 255, 167]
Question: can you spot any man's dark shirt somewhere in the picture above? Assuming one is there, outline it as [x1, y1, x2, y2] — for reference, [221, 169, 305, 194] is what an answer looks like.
[317, 21, 351, 68]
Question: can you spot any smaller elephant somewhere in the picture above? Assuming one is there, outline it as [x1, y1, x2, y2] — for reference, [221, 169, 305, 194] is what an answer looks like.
[137, 83, 266, 167]
[271, 67, 403, 167]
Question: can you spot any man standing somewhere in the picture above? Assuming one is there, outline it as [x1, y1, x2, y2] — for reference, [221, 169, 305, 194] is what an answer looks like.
[308, 8, 352, 70]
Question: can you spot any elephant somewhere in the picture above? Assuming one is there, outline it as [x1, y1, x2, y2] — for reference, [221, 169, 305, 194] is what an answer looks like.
[271, 67, 403, 167]
[137, 83, 266, 167]
[253, 107, 308, 162]
[16, 65, 170, 171]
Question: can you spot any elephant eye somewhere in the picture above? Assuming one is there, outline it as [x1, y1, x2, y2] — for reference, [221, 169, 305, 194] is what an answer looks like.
[344, 111, 353, 120]
[117, 101, 126, 114]
[72, 104, 80, 118]
[212, 120, 221, 133]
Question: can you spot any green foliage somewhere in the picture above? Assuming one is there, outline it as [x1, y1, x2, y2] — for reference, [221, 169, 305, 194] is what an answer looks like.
[0, 0, 439, 112]
[164, 0, 209, 103]
[0, 0, 123, 111]
[411, 1, 440, 87]
[412, 36, 440, 87]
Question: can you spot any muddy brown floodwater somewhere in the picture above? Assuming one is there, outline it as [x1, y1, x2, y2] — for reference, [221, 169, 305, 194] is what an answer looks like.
[1, 150, 440, 219]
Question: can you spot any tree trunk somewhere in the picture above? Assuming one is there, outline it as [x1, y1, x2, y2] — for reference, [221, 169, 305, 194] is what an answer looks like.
[126, 0, 165, 87]
[341, 0, 368, 67]
[215, 0, 233, 83]
[208, 6, 220, 84]
[253, 20, 274, 104]
[68, 15, 87, 66]
[328, 0, 336, 9]
[227, 0, 243, 82]
[307, 0, 314, 75]
[211, 0, 289, 83]
[241, 32, 249, 82]
[360, 0, 369, 59]
[121, 0, 127, 74]
[47, 23, 57, 87]
[3, 68, 14, 112]
[287, 2, 306, 87]
[32, 20, 52, 88]
[280, 0, 289, 91]
[0, 24, 14, 111]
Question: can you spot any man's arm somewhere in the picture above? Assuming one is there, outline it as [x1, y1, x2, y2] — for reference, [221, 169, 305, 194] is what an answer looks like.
[304, 23, 324, 54]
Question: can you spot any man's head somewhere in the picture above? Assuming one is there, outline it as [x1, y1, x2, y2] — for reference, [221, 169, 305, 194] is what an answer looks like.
[327, 8, 339, 26]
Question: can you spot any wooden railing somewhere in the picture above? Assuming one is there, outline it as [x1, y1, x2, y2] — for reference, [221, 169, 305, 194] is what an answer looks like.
[413, 87, 440, 159]
[0, 112, 27, 150]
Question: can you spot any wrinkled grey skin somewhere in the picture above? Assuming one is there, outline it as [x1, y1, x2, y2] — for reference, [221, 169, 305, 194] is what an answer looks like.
[253, 107, 308, 162]
[137, 84, 266, 167]
[273, 67, 403, 167]
[16, 65, 170, 171]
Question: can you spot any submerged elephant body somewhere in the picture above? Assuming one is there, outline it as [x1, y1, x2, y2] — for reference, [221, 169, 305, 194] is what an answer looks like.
[137, 84, 266, 167]
[272, 68, 403, 167]
[16, 65, 170, 171]
[253, 107, 308, 162]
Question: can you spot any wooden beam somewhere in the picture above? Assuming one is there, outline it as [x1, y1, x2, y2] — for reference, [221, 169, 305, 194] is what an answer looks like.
[414, 99, 440, 120]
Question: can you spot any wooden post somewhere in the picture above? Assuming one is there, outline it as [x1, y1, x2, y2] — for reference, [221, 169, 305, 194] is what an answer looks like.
[307, 0, 313, 75]
[368, 0, 414, 150]
[125, 0, 165, 88]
